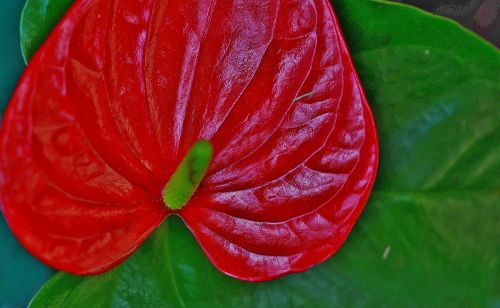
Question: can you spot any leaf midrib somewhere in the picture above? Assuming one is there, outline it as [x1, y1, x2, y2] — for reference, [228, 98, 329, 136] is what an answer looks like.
[165, 227, 186, 308]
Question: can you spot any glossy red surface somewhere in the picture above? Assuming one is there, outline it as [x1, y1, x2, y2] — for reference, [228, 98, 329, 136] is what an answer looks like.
[0, 0, 378, 281]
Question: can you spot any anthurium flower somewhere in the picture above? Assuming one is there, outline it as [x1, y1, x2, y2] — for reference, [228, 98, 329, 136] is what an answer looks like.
[0, 0, 378, 282]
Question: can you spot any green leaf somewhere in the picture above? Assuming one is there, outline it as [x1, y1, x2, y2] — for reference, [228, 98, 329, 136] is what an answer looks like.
[20, 0, 73, 62]
[334, 0, 500, 192]
[163, 141, 213, 210]
[14, 0, 500, 307]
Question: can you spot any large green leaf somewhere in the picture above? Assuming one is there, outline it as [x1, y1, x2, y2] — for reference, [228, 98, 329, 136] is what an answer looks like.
[11, 0, 500, 307]
[20, 0, 73, 61]
[335, 0, 500, 192]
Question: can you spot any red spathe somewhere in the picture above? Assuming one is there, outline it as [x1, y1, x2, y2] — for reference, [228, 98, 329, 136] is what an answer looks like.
[0, 0, 378, 282]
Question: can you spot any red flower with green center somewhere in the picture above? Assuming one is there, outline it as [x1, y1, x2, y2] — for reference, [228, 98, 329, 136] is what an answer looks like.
[0, 0, 378, 282]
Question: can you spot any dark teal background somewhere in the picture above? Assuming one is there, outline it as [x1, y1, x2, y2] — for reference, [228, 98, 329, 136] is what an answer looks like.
[0, 1, 25, 111]
[0, 2, 54, 307]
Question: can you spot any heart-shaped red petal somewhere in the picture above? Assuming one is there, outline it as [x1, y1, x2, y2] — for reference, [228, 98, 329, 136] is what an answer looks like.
[0, 0, 378, 281]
